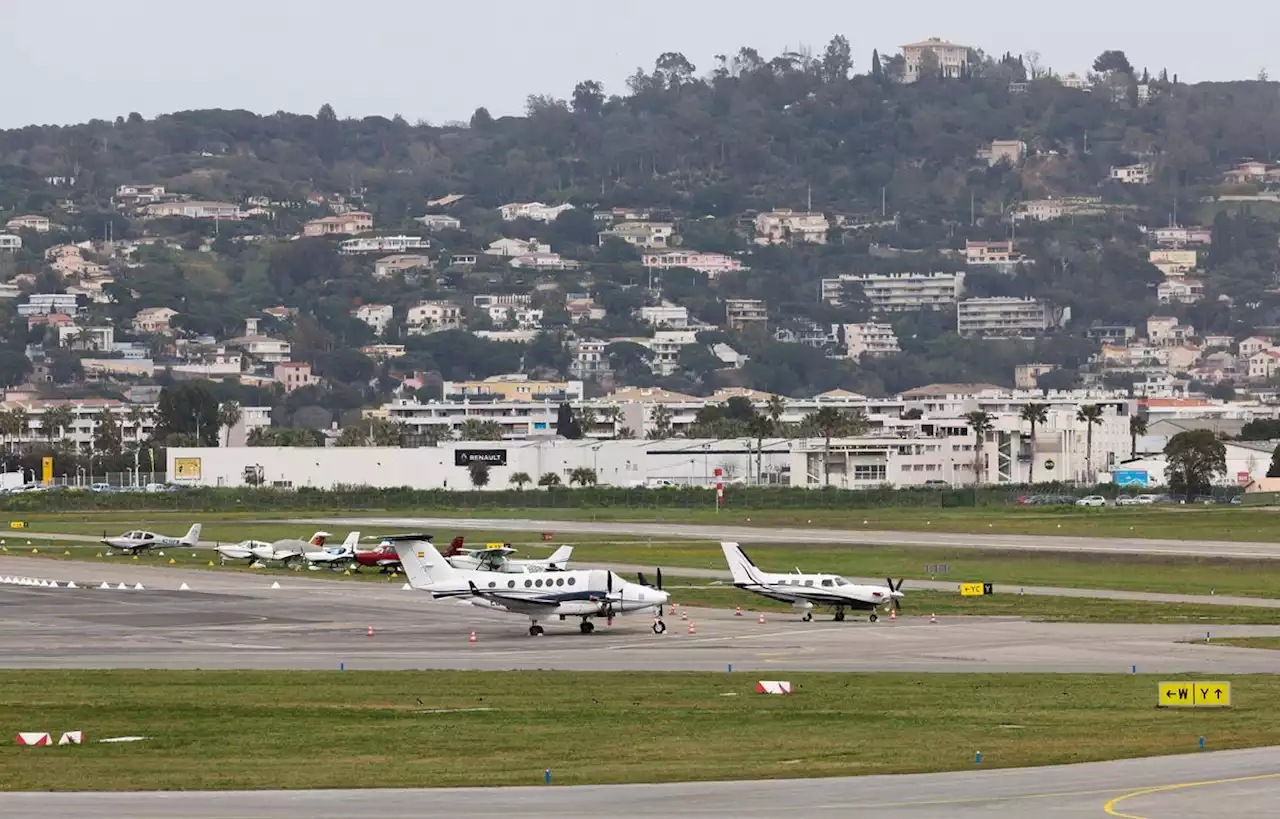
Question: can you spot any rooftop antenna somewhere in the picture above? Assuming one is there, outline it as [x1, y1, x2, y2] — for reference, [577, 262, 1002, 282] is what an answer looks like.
[807, 183, 812, 212]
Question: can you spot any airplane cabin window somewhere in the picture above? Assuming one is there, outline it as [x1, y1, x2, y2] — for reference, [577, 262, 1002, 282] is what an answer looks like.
[488, 581, 496, 588]
[567, 577, 575, 585]
[556, 578, 564, 586]
[535, 579, 543, 587]
[524, 579, 532, 587]
[508, 580, 515, 588]
[805, 580, 814, 586]
[821, 579, 833, 587]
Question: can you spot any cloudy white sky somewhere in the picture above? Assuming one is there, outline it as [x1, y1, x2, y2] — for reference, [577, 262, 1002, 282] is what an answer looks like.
[2, 0, 1269, 128]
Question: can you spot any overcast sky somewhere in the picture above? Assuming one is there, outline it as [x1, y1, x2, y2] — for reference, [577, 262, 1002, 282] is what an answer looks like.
[3, 0, 1269, 129]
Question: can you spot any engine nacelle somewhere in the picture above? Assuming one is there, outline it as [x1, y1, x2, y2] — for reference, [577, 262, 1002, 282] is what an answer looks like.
[791, 600, 814, 611]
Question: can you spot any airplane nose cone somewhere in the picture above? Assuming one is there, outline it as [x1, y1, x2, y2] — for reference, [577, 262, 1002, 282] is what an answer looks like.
[655, 590, 670, 606]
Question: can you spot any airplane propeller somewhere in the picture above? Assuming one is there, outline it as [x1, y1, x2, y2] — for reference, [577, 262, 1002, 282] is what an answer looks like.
[886, 577, 905, 611]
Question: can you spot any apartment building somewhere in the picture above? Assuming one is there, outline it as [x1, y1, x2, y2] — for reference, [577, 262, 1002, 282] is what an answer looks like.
[965, 241, 1020, 266]
[985, 140, 1025, 167]
[1149, 249, 1197, 276]
[638, 303, 690, 329]
[956, 297, 1053, 337]
[406, 301, 463, 335]
[485, 238, 550, 257]
[143, 201, 242, 220]
[351, 304, 394, 335]
[443, 377, 584, 403]
[598, 221, 675, 249]
[132, 306, 179, 334]
[725, 299, 767, 332]
[1158, 279, 1205, 304]
[569, 339, 610, 380]
[5, 214, 52, 232]
[1110, 164, 1151, 184]
[18, 294, 80, 317]
[274, 362, 319, 393]
[1014, 197, 1106, 222]
[753, 209, 829, 245]
[1152, 226, 1212, 247]
[839, 323, 900, 359]
[0, 396, 157, 452]
[115, 184, 169, 204]
[0, 234, 22, 251]
[374, 254, 432, 279]
[415, 214, 462, 231]
[822, 271, 965, 312]
[901, 37, 970, 82]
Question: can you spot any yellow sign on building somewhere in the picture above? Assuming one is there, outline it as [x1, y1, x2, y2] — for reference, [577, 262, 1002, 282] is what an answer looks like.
[173, 458, 202, 481]
[41, 456, 52, 485]
[1158, 681, 1232, 708]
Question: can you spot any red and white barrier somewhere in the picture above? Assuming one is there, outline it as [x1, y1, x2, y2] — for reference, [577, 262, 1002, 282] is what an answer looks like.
[58, 731, 83, 746]
[16, 732, 50, 746]
[756, 681, 792, 695]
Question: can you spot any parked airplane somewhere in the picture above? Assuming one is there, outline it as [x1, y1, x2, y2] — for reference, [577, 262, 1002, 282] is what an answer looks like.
[442, 539, 574, 573]
[720, 542, 904, 622]
[391, 534, 669, 636]
[304, 531, 360, 569]
[102, 524, 201, 555]
[217, 532, 329, 567]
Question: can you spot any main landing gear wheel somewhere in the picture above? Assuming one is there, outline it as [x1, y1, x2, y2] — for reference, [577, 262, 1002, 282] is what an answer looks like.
[580, 621, 595, 634]
[652, 620, 667, 634]
[529, 625, 545, 637]
[802, 612, 813, 622]
[834, 610, 846, 622]
[869, 613, 878, 623]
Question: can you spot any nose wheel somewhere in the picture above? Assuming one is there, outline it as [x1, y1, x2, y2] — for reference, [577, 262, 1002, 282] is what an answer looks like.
[869, 613, 878, 623]
[579, 620, 595, 634]
[802, 612, 813, 622]
[652, 619, 666, 634]
[528, 624, 545, 637]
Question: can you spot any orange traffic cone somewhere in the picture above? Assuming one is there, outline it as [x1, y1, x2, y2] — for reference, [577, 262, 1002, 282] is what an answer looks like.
[889, 608, 896, 621]
[758, 612, 766, 624]
[367, 624, 375, 637]
[469, 631, 477, 643]
[669, 604, 676, 616]
[930, 613, 937, 624]
[688, 621, 696, 635]
[680, 610, 688, 621]
[735, 606, 742, 617]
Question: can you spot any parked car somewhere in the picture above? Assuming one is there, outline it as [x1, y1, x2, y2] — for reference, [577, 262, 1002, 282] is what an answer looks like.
[1135, 494, 1161, 505]
[1230, 496, 1243, 505]
[1076, 495, 1107, 508]
[89, 483, 115, 493]
[1115, 495, 1143, 506]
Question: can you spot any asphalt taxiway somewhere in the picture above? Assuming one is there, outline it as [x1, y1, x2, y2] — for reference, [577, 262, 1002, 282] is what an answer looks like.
[2, 746, 1278, 818]
[2, 556, 1280, 673]
[300, 514, 1280, 559]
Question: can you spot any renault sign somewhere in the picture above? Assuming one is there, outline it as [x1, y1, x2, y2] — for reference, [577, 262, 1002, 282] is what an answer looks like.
[454, 450, 508, 467]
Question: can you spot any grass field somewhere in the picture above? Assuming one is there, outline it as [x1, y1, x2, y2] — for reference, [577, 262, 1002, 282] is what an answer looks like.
[0, 670, 1276, 791]
[1204, 637, 1280, 651]
[411, 505, 1280, 542]
[574, 542, 1280, 599]
[664, 581, 1280, 624]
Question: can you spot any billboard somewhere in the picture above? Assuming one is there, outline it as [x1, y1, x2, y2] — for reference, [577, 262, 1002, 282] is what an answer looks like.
[454, 449, 508, 467]
[174, 458, 203, 481]
[1113, 470, 1150, 487]
[41, 456, 53, 486]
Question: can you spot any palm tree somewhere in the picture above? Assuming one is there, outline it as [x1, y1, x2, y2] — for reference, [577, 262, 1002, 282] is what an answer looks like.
[575, 406, 597, 438]
[509, 471, 532, 490]
[217, 401, 241, 447]
[126, 405, 147, 446]
[569, 467, 598, 487]
[43, 405, 75, 447]
[765, 394, 787, 429]
[1129, 414, 1148, 459]
[537, 472, 562, 487]
[964, 410, 994, 486]
[457, 418, 503, 441]
[10, 408, 28, 452]
[247, 427, 273, 447]
[647, 404, 673, 440]
[600, 407, 624, 439]
[616, 426, 636, 440]
[0, 409, 17, 454]
[1019, 402, 1049, 484]
[807, 406, 850, 486]
[1077, 404, 1105, 481]
[747, 413, 773, 485]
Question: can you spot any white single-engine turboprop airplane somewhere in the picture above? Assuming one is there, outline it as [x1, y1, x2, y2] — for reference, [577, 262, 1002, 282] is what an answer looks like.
[304, 531, 360, 569]
[721, 542, 905, 622]
[391, 535, 669, 636]
[443, 540, 574, 573]
[102, 524, 201, 555]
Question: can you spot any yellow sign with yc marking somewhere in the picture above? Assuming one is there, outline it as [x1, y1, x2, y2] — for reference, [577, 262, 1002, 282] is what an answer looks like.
[1158, 681, 1232, 708]
[9, 521, 26, 529]
[960, 583, 993, 596]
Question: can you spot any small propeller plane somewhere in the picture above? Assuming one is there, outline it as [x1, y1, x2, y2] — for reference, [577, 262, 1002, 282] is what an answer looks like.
[102, 524, 201, 556]
[304, 531, 360, 570]
[391, 534, 669, 636]
[721, 542, 904, 622]
[217, 531, 328, 568]
[442, 539, 574, 573]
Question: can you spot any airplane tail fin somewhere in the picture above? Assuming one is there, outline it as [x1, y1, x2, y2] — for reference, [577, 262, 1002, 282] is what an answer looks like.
[389, 535, 460, 590]
[341, 531, 360, 552]
[546, 545, 573, 568]
[721, 542, 765, 585]
[308, 532, 330, 548]
[181, 524, 202, 545]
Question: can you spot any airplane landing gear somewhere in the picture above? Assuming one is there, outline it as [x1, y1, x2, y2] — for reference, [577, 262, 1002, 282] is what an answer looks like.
[529, 622, 545, 637]
[833, 609, 846, 622]
[802, 612, 813, 622]
[580, 620, 595, 634]
[652, 619, 667, 634]
[869, 613, 878, 623]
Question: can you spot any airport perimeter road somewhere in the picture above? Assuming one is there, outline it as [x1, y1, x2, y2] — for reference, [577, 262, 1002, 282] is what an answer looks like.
[2, 746, 1278, 818]
[4, 557, 1280, 674]
[299, 515, 1280, 559]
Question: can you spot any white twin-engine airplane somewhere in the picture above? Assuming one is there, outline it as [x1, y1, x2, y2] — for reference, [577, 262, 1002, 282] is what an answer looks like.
[216, 531, 330, 567]
[443, 541, 574, 573]
[391, 535, 670, 636]
[102, 524, 201, 555]
[721, 542, 905, 623]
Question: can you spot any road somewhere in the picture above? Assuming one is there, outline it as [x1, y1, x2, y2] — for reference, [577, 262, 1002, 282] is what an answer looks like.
[1, 746, 1277, 818]
[2, 557, 1279, 673]
[297, 515, 1280, 559]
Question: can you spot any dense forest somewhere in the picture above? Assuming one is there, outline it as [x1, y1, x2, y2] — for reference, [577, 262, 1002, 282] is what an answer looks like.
[2, 38, 1280, 409]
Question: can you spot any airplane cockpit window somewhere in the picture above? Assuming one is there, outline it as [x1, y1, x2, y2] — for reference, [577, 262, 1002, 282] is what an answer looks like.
[821, 579, 834, 587]
[834, 578, 849, 586]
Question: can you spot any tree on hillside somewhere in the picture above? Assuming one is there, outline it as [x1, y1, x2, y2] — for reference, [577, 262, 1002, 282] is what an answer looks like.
[1092, 50, 1133, 75]
[1019, 402, 1049, 484]
[1165, 430, 1226, 496]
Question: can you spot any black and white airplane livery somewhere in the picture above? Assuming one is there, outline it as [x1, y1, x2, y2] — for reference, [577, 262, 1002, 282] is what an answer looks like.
[721, 541, 904, 622]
